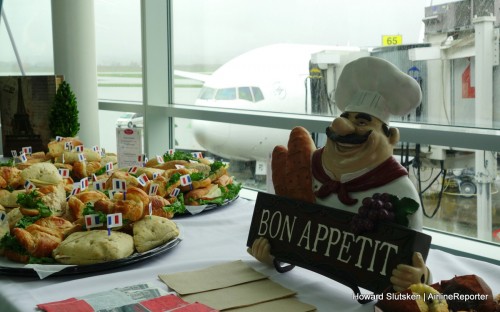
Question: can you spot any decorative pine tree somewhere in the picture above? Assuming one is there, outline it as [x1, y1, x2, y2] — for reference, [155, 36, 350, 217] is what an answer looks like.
[49, 80, 80, 137]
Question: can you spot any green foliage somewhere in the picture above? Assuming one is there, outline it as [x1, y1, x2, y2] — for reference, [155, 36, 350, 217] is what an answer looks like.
[49, 80, 80, 137]
[390, 195, 420, 227]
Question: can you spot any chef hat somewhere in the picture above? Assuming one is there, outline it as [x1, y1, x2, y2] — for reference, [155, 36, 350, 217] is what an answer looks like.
[334, 56, 422, 125]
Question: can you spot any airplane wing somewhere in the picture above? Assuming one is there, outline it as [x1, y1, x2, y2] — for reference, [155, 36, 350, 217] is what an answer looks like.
[174, 69, 211, 82]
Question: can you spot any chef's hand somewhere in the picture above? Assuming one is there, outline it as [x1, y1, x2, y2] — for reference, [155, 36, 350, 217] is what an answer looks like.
[390, 252, 429, 292]
[247, 237, 274, 266]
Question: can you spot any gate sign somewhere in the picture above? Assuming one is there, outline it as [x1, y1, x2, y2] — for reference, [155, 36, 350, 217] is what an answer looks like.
[247, 192, 431, 297]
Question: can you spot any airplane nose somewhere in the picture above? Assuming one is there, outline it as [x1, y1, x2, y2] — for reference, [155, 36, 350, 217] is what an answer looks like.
[331, 116, 355, 136]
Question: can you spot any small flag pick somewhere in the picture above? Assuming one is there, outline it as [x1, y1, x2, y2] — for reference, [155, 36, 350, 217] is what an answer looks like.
[107, 213, 123, 235]
[20, 153, 28, 163]
[180, 174, 192, 187]
[80, 177, 89, 190]
[55, 136, 63, 142]
[22, 146, 32, 155]
[94, 180, 106, 191]
[156, 155, 164, 164]
[113, 179, 127, 192]
[11, 150, 17, 157]
[24, 180, 36, 192]
[191, 151, 203, 158]
[0, 211, 8, 224]
[64, 141, 73, 151]
[58, 168, 70, 178]
[128, 166, 138, 174]
[166, 149, 175, 155]
[149, 183, 159, 196]
[137, 173, 149, 187]
[137, 154, 147, 166]
[169, 187, 181, 197]
[105, 162, 114, 172]
[75, 145, 84, 152]
[78, 153, 86, 162]
[85, 214, 103, 229]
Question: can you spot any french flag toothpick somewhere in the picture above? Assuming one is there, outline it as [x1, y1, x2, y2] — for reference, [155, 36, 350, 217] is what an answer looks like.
[137, 173, 149, 187]
[75, 145, 84, 152]
[105, 162, 114, 172]
[128, 166, 138, 174]
[22, 146, 32, 155]
[19, 153, 28, 163]
[180, 174, 192, 187]
[85, 214, 103, 229]
[156, 155, 164, 164]
[113, 178, 127, 192]
[169, 187, 181, 197]
[149, 183, 159, 196]
[191, 151, 203, 158]
[0, 211, 7, 224]
[107, 213, 123, 235]
[11, 150, 17, 157]
[58, 168, 70, 178]
[80, 177, 89, 190]
[24, 180, 36, 192]
[94, 180, 106, 191]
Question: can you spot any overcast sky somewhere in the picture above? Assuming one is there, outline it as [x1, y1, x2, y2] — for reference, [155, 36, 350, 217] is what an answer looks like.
[0, 0, 457, 68]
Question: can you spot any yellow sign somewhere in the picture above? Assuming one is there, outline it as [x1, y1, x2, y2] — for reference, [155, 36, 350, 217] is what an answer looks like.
[382, 35, 403, 46]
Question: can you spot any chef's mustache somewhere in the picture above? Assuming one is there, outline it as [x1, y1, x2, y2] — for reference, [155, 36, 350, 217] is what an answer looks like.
[325, 127, 372, 144]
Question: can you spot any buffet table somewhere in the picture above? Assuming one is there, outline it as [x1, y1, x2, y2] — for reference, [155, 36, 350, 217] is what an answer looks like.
[1, 195, 499, 312]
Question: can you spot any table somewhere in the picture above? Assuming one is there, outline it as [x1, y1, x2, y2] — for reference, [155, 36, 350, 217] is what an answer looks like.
[1, 196, 499, 312]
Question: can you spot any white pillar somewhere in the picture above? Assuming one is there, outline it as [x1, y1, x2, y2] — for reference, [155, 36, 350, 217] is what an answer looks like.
[51, 0, 100, 147]
[473, 16, 496, 241]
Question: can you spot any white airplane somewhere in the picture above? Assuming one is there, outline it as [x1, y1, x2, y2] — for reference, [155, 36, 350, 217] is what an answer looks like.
[175, 43, 364, 167]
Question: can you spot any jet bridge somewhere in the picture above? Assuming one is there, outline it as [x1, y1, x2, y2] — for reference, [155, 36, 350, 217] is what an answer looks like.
[310, 0, 500, 241]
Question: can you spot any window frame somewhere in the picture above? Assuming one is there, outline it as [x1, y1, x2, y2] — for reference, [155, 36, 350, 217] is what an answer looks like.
[97, 0, 500, 264]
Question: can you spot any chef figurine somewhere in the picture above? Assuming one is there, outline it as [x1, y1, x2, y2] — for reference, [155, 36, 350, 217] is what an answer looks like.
[248, 56, 431, 292]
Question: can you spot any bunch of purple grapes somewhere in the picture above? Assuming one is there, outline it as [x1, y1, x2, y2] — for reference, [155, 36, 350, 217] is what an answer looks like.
[350, 192, 396, 234]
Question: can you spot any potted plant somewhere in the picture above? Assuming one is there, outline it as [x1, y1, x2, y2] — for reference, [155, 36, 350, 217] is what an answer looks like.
[49, 80, 80, 137]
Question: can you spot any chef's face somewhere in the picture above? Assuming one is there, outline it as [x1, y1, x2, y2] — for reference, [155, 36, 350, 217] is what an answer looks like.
[323, 111, 398, 176]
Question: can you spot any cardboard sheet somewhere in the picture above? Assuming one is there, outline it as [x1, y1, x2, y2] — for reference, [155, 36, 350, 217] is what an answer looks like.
[225, 297, 316, 312]
[159, 260, 266, 295]
[180, 279, 296, 311]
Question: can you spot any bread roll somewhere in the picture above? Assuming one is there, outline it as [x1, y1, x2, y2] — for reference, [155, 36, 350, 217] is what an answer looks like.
[21, 163, 63, 186]
[47, 137, 84, 158]
[0, 189, 25, 208]
[133, 216, 179, 252]
[52, 230, 134, 265]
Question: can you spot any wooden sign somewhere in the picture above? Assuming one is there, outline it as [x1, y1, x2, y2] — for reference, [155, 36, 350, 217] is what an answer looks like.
[247, 192, 431, 299]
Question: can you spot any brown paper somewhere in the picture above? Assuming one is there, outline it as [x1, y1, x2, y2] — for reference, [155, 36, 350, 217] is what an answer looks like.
[158, 260, 267, 295]
[225, 297, 316, 312]
[180, 279, 296, 311]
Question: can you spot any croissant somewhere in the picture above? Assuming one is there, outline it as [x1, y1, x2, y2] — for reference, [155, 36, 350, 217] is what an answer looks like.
[10, 224, 64, 259]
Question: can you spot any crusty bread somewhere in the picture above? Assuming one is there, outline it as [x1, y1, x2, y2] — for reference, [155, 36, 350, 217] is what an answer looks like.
[52, 230, 134, 265]
[271, 126, 316, 203]
[21, 162, 63, 186]
[133, 216, 179, 253]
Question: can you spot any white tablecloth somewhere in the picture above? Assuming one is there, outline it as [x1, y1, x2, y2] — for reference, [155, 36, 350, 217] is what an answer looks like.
[0, 197, 499, 312]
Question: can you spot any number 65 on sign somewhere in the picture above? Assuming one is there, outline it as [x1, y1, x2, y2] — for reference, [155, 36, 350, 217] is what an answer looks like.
[382, 35, 402, 46]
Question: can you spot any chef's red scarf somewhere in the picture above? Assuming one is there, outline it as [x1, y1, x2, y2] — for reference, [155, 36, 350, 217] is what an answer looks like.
[312, 147, 408, 206]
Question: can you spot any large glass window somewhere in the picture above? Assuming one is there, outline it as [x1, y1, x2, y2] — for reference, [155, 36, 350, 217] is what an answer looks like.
[0, 0, 53, 75]
[169, 0, 500, 248]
